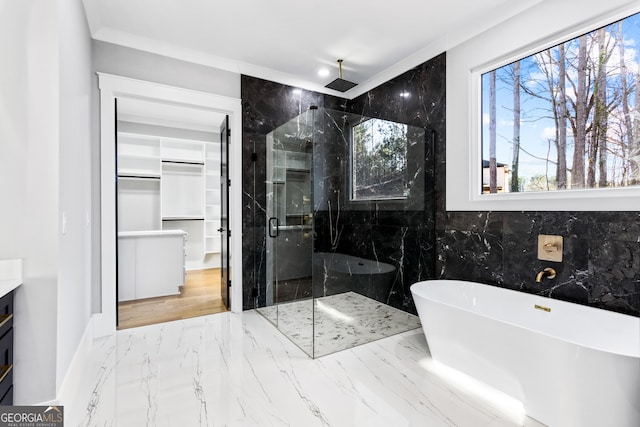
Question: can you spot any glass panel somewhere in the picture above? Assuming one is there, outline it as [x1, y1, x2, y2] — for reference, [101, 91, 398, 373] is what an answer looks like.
[481, 11, 640, 194]
[351, 118, 408, 200]
[257, 107, 423, 358]
[312, 109, 422, 358]
[258, 109, 315, 357]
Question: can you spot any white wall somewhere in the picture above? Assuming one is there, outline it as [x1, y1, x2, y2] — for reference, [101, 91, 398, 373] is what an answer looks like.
[446, 0, 640, 211]
[0, 0, 94, 403]
[57, 0, 93, 395]
[90, 41, 241, 312]
[0, 0, 59, 403]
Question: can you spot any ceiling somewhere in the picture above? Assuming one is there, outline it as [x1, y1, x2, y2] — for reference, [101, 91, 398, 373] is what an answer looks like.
[82, 0, 543, 98]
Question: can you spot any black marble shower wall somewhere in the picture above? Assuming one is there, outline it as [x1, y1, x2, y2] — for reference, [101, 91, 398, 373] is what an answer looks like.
[241, 54, 443, 313]
[241, 75, 325, 309]
[320, 56, 444, 313]
[242, 51, 639, 317]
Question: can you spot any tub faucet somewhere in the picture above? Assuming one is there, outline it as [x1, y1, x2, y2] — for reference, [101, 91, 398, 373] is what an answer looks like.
[535, 267, 557, 282]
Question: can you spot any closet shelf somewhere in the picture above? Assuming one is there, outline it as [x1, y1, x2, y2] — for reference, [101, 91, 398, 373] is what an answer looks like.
[162, 216, 205, 221]
[118, 131, 221, 269]
[162, 159, 205, 166]
[118, 173, 161, 180]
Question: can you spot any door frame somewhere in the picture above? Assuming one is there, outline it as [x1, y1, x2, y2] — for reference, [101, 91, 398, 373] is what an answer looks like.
[94, 73, 243, 337]
[220, 115, 230, 308]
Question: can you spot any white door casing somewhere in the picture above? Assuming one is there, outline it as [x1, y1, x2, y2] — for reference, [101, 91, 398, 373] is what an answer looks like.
[95, 73, 243, 337]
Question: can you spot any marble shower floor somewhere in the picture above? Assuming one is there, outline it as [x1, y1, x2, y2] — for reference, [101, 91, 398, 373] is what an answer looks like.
[256, 292, 422, 357]
[63, 310, 545, 427]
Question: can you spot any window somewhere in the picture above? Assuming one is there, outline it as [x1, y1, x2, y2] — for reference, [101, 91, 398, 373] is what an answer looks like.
[481, 11, 640, 194]
[351, 118, 408, 201]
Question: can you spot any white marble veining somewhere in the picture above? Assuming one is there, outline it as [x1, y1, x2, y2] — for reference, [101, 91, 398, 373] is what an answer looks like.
[65, 310, 545, 426]
[257, 292, 421, 357]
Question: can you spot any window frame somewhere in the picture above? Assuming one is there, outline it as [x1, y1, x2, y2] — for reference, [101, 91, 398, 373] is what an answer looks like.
[480, 10, 640, 196]
[446, 0, 640, 211]
[349, 117, 409, 203]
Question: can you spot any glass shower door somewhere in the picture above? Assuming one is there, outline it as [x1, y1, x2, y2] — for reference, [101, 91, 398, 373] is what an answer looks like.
[259, 109, 315, 356]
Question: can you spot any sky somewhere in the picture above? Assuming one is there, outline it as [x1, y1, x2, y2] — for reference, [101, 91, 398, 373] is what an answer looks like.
[481, 11, 640, 190]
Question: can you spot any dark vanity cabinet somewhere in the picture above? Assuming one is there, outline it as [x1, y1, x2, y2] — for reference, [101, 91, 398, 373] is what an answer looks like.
[0, 290, 14, 405]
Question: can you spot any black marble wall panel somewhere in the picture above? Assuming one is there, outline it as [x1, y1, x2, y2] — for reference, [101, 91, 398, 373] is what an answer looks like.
[320, 56, 444, 314]
[311, 208, 435, 312]
[241, 75, 330, 309]
[434, 152, 640, 313]
[437, 211, 640, 316]
[242, 50, 639, 317]
[241, 54, 443, 313]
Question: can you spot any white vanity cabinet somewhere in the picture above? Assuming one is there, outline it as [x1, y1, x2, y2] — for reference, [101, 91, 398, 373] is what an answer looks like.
[117, 231, 186, 302]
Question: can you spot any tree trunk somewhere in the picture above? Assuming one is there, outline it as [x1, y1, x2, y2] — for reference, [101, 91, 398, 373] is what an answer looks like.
[619, 21, 637, 185]
[572, 35, 587, 189]
[557, 45, 567, 189]
[596, 28, 608, 188]
[511, 61, 521, 192]
[489, 70, 497, 193]
[631, 71, 640, 154]
[633, 69, 640, 186]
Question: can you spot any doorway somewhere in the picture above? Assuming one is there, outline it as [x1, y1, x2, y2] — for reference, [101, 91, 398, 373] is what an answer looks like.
[115, 97, 229, 329]
[96, 74, 242, 337]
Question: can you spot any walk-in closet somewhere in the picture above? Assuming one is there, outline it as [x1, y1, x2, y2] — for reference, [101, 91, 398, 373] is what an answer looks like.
[115, 98, 228, 329]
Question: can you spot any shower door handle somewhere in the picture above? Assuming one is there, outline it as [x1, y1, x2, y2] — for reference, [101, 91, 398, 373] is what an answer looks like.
[268, 217, 279, 238]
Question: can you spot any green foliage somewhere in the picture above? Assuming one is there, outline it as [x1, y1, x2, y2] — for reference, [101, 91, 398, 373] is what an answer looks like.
[352, 118, 408, 199]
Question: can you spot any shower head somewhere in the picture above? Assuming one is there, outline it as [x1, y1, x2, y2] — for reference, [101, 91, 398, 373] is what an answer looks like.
[325, 59, 357, 92]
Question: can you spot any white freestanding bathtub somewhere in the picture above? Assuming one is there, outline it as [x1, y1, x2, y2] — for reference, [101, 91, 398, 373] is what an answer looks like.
[410, 280, 640, 427]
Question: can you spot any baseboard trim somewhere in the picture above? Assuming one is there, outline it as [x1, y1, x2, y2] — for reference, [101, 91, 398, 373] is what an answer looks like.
[56, 317, 94, 405]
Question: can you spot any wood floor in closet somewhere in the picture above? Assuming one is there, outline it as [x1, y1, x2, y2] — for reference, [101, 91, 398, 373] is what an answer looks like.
[117, 268, 227, 330]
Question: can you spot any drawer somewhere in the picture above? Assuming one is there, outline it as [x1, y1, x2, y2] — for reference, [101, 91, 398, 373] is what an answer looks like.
[0, 291, 13, 339]
[0, 291, 14, 315]
[0, 328, 13, 366]
[0, 364, 12, 405]
[0, 385, 12, 405]
[0, 291, 13, 407]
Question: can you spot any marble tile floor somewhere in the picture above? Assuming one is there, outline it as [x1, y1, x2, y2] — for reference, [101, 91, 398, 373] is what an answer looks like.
[63, 310, 545, 426]
[256, 292, 422, 357]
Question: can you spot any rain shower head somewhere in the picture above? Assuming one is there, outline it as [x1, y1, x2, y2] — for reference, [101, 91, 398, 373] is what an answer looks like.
[325, 59, 357, 92]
